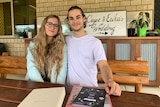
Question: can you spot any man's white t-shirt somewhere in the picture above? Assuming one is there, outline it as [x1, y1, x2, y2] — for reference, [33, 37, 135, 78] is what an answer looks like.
[66, 35, 106, 86]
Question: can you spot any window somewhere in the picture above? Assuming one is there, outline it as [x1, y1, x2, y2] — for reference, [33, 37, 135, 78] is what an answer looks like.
[0, 0, 14, 37]
[14, 0, 36, 38]
[0, 0, 36, 38]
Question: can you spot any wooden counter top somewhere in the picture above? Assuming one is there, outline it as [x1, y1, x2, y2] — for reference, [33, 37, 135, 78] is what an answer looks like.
[96, 36, 160, 40]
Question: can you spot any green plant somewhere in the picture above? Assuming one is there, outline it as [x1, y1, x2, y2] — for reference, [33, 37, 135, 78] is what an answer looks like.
[155, 28, 160, 33]
[129, 12, 151, 28]
[129, 12, 151, 36]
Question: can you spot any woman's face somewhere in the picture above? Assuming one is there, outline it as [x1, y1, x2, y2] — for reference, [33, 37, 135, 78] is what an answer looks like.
[45, 17, 59, 37]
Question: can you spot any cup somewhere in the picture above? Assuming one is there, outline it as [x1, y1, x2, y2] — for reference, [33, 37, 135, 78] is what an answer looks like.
[27, 32, 32, 38]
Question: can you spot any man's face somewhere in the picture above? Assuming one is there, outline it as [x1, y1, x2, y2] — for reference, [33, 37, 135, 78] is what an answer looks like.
[67, 9, 86, 32]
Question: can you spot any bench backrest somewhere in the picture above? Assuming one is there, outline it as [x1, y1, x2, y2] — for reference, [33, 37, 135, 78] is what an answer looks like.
[0, 56, 27, 77]
[109, 60, 148, 74]
[97, 60, 149, 92]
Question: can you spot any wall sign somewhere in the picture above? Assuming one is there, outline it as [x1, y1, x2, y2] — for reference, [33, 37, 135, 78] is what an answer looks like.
[85, 10, 127, 36]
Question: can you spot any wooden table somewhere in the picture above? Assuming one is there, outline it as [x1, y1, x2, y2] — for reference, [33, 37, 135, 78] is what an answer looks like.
[0, 79, 160, 107]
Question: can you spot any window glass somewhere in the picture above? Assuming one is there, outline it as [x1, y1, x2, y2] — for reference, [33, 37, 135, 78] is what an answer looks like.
[14, 0, 36, 38]
[0, 0, 36, 38]
[0, 0, 14, 37]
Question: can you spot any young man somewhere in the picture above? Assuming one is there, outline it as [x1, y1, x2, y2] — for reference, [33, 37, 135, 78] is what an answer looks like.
[66, 6, 121, 96]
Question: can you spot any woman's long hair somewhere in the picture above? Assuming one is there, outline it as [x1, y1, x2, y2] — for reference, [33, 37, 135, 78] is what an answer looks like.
[33, 14, 65, 78]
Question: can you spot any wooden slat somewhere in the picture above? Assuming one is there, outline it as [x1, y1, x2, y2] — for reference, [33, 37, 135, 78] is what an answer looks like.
[0, 68, 27, 75]
[0, 55, 27, 79]
[108, 60, 148, 74]
[0, 56, 26, 69]
[97, 74, 148, 84]
[113, 75, 148, 84]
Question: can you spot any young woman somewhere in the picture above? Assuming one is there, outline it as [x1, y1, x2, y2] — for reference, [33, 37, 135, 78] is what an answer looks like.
[26, 14, 67, 84]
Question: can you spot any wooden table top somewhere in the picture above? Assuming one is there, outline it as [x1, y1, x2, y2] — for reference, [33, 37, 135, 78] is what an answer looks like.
[0, 79, 160, 107]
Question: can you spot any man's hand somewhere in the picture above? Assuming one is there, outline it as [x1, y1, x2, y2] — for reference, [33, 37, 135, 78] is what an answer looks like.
[105, 81, 121, 96]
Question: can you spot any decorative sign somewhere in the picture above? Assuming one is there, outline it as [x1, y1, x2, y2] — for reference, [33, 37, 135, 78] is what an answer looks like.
[85, 10, 127, 36]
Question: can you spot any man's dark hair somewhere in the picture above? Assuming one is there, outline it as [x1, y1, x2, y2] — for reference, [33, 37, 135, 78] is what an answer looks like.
[67, 5, 86, 28]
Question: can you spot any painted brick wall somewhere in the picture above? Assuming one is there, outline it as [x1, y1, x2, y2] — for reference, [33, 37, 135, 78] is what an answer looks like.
[0, 0, 155, 56]
[0, 38, 25, 56]
[36, 0, 154, 18]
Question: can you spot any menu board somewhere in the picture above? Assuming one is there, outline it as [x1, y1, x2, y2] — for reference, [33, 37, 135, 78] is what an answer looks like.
[85, 10, 127, 36]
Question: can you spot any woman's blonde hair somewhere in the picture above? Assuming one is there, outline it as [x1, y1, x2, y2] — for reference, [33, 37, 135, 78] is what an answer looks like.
[33, 14, 65, 78]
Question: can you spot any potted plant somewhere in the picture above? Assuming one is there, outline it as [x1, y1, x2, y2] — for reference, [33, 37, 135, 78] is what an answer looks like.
[155, 28, 160, 36]
[129, 12, 151, 37]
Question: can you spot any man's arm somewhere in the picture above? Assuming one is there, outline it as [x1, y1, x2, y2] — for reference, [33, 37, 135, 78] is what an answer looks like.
[97, 60, 113, 83]
[97, 60, 121, 96]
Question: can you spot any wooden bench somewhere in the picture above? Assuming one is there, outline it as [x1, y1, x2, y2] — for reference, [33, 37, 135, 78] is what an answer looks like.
[0, 52, 148, 93]
[0, 53, 27, 79]
[97, 60, 149, 93]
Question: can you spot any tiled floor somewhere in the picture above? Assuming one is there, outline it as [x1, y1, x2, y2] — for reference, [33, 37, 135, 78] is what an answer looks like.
[6, 74, 26, 80]
[6, 74, 160, 97]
